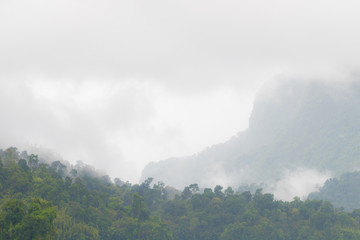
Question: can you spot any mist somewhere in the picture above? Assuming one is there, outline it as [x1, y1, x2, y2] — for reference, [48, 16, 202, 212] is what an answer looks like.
[264, 168, 331, 201]
[2, 0, 360, 184]
[3, 2, 360, 238]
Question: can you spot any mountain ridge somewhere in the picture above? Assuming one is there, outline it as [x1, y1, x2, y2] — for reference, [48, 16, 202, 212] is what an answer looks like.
[141, 79, 360, 190]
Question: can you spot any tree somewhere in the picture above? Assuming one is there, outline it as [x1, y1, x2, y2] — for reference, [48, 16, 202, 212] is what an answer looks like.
[14, 198, 57, 240]
[132, 193, 149, 221]
[70, 169, 78, 178]
[28, 154, 39, 171]
[4, 160, 31, 194]
[253, 189, 275, 212]
[68, 222, 100, 240]
[214, 185, 224, 198]
[3, 199, 25, 227]
[109, 217, 137, 240]
[3, 147, 19, 163]
[114, 178, 124, 187]
[189, 184, 199, 194]
[181, 187, 192, 200]
[138, 217, 173, 240]
[18, 159, 30, 172]
[0, 157, 4, 190]
[50, 161, 67, 178]
[224, 187, 234, 197]
[220, 222, 251, 240]
[0, 212, 5, 240]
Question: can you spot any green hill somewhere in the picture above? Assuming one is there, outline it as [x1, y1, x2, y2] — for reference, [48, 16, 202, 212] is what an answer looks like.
[309, 171, 360, 211]
[2, 147, 360, 239]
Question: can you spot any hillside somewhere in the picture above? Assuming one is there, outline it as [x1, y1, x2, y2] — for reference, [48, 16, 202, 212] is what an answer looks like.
[141, 79, 360, 189]
[309, 171, 360, 211]
[2, 147, 360, 239]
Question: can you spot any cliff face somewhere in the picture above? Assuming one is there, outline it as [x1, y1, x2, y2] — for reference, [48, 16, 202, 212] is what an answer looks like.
[141, 79, 360, 189]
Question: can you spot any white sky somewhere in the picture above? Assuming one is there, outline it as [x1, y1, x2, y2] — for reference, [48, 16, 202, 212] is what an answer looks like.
[1, 0, 360, 182]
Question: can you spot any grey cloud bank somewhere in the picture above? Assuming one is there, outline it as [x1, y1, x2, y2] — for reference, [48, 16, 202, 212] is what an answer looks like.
[1, 0, 360, 182]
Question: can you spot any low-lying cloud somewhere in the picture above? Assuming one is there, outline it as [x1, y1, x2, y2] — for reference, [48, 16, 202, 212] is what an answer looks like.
[265, 168, 331, 201]
[1, 0, 360, 183]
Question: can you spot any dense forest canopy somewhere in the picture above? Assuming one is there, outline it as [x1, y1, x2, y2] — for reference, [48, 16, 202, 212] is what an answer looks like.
[2, 147, 360, 239]
[309, 171, 360, 211]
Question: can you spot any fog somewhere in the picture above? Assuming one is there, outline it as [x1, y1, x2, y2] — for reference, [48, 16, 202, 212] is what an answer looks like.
[265, 168, 332, 201]
[1, 0, 360, 183]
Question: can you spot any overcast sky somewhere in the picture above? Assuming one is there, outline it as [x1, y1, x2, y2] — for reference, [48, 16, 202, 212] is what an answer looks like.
[1, 0, 360, 182]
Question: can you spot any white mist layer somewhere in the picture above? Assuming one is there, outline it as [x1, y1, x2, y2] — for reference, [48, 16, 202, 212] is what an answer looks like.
[265, 168, 331, 201]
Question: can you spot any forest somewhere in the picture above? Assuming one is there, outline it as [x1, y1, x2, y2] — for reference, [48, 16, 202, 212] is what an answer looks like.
[1, 147, 360, 239]
[309, 171, 360, 211]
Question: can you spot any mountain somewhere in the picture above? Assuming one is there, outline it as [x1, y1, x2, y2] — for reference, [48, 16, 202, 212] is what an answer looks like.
[141, 79, 360, 189]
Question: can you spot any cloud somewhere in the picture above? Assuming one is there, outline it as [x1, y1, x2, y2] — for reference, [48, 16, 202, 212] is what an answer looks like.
[0, 79, 155, 181]
[265, 168, 331, 201]
[1, 0, 360, 182]
[0, 76, 253, 182]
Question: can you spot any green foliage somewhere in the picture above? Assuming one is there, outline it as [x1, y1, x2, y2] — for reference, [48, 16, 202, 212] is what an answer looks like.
[1, 198, 56, 240]
[220, 222, 252, 240]
[28, 154, 39, 172]
[3, 199, 25, 226]
[309, 171, 360, 211]
[132, 193, 150, 221]
[2, 147, 360, 240]
[13, 198, 57, 240]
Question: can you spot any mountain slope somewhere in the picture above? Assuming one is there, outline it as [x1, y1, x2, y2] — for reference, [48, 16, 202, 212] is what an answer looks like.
[141, 79, 360, 189]
[309, 171, 360, 211]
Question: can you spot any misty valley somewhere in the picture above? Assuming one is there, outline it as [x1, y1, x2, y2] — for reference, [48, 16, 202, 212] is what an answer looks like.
[2, 79, 360, 239]
[4, 0, 360, 238]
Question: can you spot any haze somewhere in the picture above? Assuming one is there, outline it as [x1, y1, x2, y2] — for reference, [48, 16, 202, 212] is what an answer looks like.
[1, 0, 360, 182]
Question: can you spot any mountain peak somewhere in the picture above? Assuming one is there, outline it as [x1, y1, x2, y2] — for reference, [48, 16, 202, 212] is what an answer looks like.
[141, 79, 360, 196]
